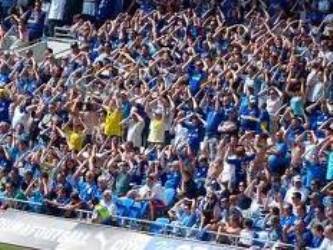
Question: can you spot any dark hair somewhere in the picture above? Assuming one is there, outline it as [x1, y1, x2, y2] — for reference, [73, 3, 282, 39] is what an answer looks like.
[313, 224, 324, 233]
[70, 192, 80, 200]
[292, 192, 302, 201]
[271, 206, 280, 216]
[243, 218, 253, 228]
[92, 197, 100, 206]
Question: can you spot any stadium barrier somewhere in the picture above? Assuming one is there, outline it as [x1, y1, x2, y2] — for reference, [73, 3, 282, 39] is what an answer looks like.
[0, 197, 296, 249]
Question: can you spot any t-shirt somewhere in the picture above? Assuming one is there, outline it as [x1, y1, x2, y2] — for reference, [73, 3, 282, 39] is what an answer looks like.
[305, 161, 325, 188]
[0, 74, 9, 87]
[268, 142, 289, 173]
[285, 126, 305, 146]
[0, 98, 10, 122]
[183, 122, 202, 153]
[240, 106, 260, 131]
[66, 130, 85, 151]
[148, 118, 165, 143]
[290, 96, 304, 116]
[188, 66, 206, 95]
[287, 229, 313, 247]
[48, 0, 66, 20]
[27, 10, 45, 32]
[82, 0, 98, 16]
[12, 107, 28, 129]
[75, 179, 97, 202]
[114, 173, 130, 196]
[326, 151, 333, 180]
[227, 154, 255, 184]
[310, 109, 330, 131]
[104, 108, 123, 137]
[163, 171, 181, 189]
[266, 96, 282, 115]
[205, 107, 223, 137]
[127, 120, 145, 148]
[280, 214, 297, 228]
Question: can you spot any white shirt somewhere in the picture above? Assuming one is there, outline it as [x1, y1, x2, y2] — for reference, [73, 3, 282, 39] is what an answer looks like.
[307, 70, 324, 102]
[82, 0, 98, 16]
[48, 0, 66, 20]
[318, 0, 331, 12]
[220, 158, 236, 184]
[127, 120, 145, 148]
[319, 50, 333, 63]
[138, 182, 165, 203]
[267, 97, 282, 115]
[12, 107, 28, 129]
[173, 124, 188, 147]
[315, 238, 333, 250]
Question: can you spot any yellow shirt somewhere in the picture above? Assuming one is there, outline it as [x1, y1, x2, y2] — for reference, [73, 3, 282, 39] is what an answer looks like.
[66, 130, 85, 151]
[148, 118, 165, 143]
[104, 108, 123, 137]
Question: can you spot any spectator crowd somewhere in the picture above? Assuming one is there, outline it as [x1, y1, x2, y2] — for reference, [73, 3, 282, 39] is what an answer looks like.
[0, 0, 333, 249]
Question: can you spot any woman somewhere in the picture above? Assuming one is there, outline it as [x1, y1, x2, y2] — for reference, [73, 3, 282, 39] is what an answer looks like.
[10, 19, 29, 50]
[103, 98, 123, 139]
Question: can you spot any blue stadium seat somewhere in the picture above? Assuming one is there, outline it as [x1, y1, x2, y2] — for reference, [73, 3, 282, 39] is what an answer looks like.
[149, 217, 170, 234]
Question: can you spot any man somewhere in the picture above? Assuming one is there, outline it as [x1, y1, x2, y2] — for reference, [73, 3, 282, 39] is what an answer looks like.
[284, 219, 313, 248]
[0, 89, 11, 123]
[133, 175, 166, 220]
[314, 225, 333, 250]
[47, 0, 67, 36]
[26, 0, 46, 40]
[240, 95, 260, 132]
[91, 197, 110, 224]
[121, 108, 145, 148]
[284, 175, 309, 204]
[98, 190, 118, 225]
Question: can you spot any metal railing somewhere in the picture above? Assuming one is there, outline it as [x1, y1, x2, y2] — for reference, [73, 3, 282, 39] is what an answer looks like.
[0, 196, 296, 249]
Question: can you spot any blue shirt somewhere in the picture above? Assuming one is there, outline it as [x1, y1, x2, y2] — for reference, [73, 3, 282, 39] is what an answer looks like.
[195, 164, 208, 180]
[310, 109, 329, 130]
[268, 141, 289, 173]
[280, 214, 297, 228]
[0, 157, 11, 172]
[311, 235, 324, 248]
[0, 74, 9, 87]
[183, 122, 203, 153]
[204, 107, 223, 137]
[305, 160, 325, 188]
[187, 65, 206, 95]
[285, 126, 305, 146]
[240, 105, 260, 131]
[75, 179, 97, 202]
[0, 98, 11, 122]
[163, 171, 181, 189]
[287, 229, 313, 247]
[227, 154, 255, 183]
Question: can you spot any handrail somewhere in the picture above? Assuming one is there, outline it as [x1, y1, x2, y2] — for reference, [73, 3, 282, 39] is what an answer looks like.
[0, 196, 296, 249]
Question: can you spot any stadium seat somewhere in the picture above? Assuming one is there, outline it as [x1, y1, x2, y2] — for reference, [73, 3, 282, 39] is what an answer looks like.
[149, 217, 170, 234]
